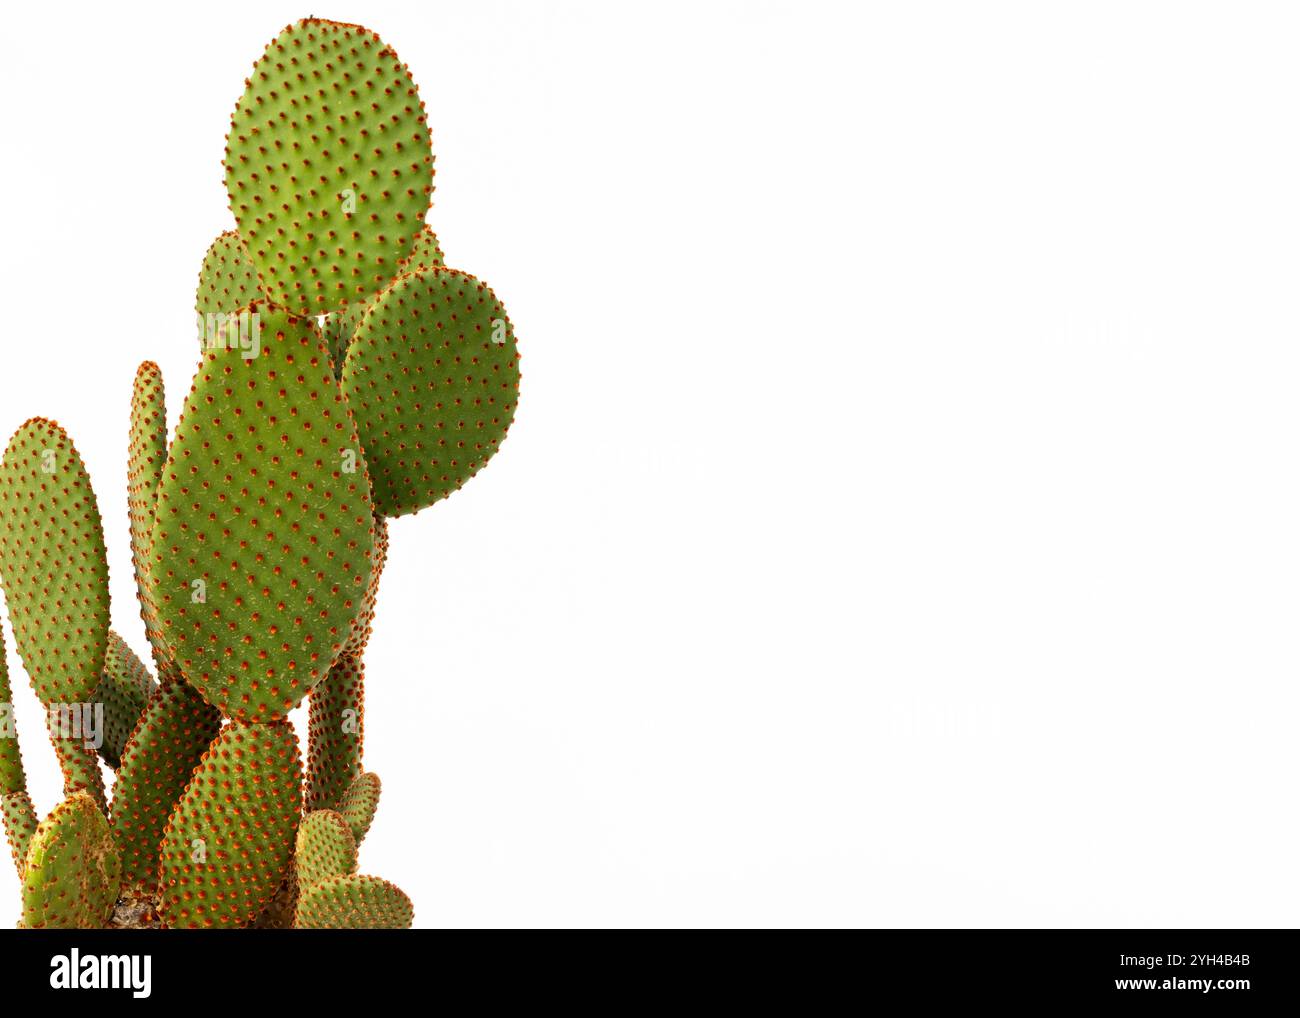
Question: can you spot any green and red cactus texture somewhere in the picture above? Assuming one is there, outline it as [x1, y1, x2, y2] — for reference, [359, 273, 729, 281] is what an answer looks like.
[0, 17, 520, 929]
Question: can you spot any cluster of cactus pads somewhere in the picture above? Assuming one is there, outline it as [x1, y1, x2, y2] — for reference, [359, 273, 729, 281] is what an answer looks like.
[0, 19, 519, 928]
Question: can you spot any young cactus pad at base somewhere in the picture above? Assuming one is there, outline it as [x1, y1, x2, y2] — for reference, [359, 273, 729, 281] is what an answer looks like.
[294, 873, 412, 929]
[149, 305, 376, 720]
[158, 721, 302, 928]
[21, 792, 121, 929]
[295, 809, 357, 888]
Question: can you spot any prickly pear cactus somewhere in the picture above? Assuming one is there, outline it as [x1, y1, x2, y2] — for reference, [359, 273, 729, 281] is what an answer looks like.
[0, 16, 519, 930]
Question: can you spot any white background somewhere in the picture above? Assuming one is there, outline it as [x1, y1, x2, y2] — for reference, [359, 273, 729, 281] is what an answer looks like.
[1, 0, 1297, 928]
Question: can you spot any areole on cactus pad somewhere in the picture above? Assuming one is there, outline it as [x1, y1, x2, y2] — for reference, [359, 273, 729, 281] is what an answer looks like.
[0, 16, 519, 930]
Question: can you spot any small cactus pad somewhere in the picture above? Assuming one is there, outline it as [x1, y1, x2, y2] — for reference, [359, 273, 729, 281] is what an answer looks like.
[337, 770, 381, 844]
[128, 362, 170, 665]
[224, 19, 435, 316]
[0, 419, 111, 705]
[158, 720, 302, 929]
[401, 224, 446, 273]
[323, 225, 446, 371]
[306, 651, 365, 811]
[110, 679, 221, 887]
[92, 631, 158, 769]
[295, 809, 357, 888]
[341, 268, 520, 516]
[2, 790, 37, 874]
[149, 304, 376, 720]
[294, 873, 412, 929]
[195, 231, 264, 326]
[0, 628, 28, 796]
[21, 792, 121, 929]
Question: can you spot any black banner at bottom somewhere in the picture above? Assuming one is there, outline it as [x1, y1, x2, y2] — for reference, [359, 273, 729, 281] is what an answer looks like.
[0, 929, 1294, 1006]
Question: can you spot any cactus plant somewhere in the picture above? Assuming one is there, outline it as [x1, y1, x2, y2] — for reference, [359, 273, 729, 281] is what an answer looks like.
[0, 17, 519, 929]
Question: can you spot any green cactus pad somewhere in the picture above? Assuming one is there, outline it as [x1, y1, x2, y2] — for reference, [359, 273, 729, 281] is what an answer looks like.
[323, 225, 446, 372]
[305, 651, 365, 811]
[92, 631, 158, 769]
[110, 679, 221, 887]
[341, 268, 520, 516]
[337, 770, 381, 844]
[48, 719, 106, 812]
[0, 626, 27, 797]
[149, 304, 376, 720]
[224, 18, 435, 316]
[21, 792, 121, 929]
[295, 809, 357, 888]
[128, 362, 170, 666]
[0, 419, 111, 705]
[195, 231, 264, 329]
[158, 720, 302, 929]
[294, 873, 412, 929]
[2, 790, 37, 875]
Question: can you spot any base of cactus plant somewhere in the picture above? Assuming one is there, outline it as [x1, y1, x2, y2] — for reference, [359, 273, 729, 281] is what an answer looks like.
[109, 890, 162, 930]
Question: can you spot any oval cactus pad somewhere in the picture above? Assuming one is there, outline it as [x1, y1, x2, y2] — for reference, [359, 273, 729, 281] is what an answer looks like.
[195, 231, 264, 322]
[341, 268, 521, 516]
[295, 872, 412, 929]
[127, 361, 170, 666]
[149, 304, 376, 720]
[0, 419, 110, 706]
[224, 18, 435, 315]
[22, 792, 121, 929]
[158, 721, 302, 928]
